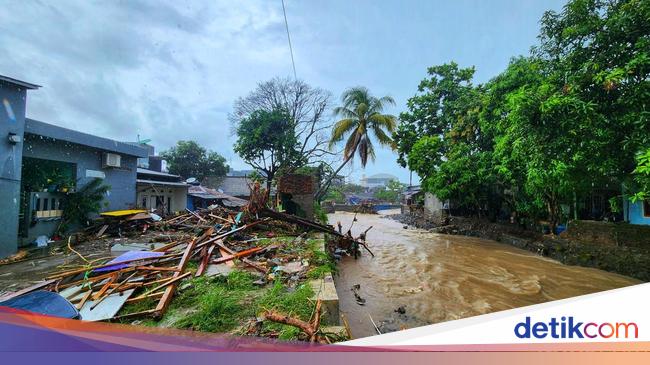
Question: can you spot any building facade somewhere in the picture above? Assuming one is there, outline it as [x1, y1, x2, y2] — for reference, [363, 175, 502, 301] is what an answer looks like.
[360, 173, 399, 189]
[0, 75, 147, 257]
[624, 199, 650, 225]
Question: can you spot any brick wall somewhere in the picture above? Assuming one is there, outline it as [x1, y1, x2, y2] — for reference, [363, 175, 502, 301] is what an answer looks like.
[278, 174, 314, 220]
[278, 174, 314, 194]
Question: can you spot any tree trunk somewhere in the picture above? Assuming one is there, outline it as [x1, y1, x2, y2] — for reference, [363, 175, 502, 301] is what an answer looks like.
[265, 172, 274, 200]
[314, 148, 357, 201]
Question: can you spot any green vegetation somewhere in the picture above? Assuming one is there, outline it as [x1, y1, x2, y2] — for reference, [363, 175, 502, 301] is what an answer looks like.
[313, 203, 329, 224]
[395, 0, 650, 231]
[631, 148, 650, 202]
[316, 87, 398, 200]
[374, 180, 405, 203]
[231, 78, 335, 196]
[119, 236, 334, 340]
[234, 108, 303, 193]
[161, 140, 228, 180]
[57, 178, 110, 234]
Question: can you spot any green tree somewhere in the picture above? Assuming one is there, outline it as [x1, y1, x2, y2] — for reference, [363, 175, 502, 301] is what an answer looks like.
[317, 87, 397, 200]
[374, 179, 405, 203]
[630, 148, 650, 202]
[233, 108, 303, 194]
[161, 141, 228, 181]
[396, 63, 495, 216]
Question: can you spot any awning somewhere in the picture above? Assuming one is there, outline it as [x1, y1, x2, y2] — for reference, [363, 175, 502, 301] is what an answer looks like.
[137, 179, 188, 187]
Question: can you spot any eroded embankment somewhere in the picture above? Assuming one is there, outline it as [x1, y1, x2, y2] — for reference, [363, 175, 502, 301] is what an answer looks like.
[387, 212, 650, 282]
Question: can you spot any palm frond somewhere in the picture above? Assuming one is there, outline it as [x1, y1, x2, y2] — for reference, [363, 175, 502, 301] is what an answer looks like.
[333, 106, 358, 119]
[341, 87, 370, 110]
[371, 124, 394, 148]
[329, 118, 357, 149]
[368, 113, 397, 132]
[344, 130, 361, 160]
[378, 95, 396, 106]
[357, 136, 376, 167]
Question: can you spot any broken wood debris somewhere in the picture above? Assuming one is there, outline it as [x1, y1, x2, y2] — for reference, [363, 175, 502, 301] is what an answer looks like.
[3, 201, 374, 327]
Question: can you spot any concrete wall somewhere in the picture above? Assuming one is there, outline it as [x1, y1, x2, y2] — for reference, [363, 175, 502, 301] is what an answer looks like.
[23, 134, 138, 212]
[424, 192, 443, 213]
[0, 81, 28, 257]
[623, 200, 650, 226]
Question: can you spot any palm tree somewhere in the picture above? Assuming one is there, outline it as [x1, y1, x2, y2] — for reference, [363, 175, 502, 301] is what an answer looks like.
[315, 87, 396, 199]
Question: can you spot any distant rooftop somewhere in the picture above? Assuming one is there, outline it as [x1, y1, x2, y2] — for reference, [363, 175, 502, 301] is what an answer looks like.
[363, 173, 398, 180]
[0, 74, 41, 89]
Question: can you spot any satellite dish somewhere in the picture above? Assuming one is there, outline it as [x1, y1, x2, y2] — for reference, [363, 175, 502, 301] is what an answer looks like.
[186, 177, 197, 184]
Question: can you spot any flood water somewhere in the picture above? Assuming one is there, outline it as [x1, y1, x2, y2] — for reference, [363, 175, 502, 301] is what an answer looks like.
[329, 210, 641, 339]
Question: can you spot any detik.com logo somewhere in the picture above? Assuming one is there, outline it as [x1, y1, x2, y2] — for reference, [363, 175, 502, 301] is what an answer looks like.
[514, 316, 638, 339]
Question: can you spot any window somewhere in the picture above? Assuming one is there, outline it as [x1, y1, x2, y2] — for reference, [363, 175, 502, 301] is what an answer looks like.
[644, 200, 650, 218]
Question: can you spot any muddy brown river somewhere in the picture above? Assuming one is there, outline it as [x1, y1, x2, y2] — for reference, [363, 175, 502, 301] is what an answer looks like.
[329, 210, 641, 339]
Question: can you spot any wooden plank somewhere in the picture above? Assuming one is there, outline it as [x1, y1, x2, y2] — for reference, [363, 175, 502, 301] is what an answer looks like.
[135, 272, 191, 300]
[185, 208, 206, 222]
[215, 241, 266, 273]
[154, 227, 214, 316]
[218, 248, 235, 268]
[76, 290, 93, 310]
[92, 274, 117, 300]
[95, 224, 109, 238]
[0, 279, 57, 302]
[195, 243, 217, 277]
[47, 253, 178, 279]
[90, 272, 137, 310]
[211, 246, 263, 264]
[125, 291, 164, 304]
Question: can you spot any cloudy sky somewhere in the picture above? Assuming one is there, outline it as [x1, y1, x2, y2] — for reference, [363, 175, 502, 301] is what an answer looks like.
[1, 0, 566, 184]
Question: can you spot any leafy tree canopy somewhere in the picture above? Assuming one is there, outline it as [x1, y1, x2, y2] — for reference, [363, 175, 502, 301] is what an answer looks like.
[161, 141, 229, 181]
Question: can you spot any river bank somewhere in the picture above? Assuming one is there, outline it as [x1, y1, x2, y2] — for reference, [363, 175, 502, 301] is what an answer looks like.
[385, 211, 650, 282]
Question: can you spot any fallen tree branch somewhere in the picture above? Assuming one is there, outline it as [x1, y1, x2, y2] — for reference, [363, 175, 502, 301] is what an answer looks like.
[263, 299, 323, 343]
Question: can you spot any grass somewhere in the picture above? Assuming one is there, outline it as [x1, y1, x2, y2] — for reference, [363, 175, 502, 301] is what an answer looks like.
[116, 234, 337, 340]
[255, 280, 315, 339]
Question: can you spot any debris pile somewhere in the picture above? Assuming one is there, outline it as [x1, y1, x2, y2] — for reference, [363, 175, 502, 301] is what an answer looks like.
[0, 202, 374, 341]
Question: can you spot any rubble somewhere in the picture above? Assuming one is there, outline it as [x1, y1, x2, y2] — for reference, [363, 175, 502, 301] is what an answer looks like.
[0, 197, 375, 342]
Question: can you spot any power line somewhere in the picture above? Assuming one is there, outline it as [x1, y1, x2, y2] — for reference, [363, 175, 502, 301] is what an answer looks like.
[281, 0, 297, 80]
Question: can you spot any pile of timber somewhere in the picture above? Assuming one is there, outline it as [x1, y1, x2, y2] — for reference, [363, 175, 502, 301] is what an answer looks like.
[1, 203, 374, 324]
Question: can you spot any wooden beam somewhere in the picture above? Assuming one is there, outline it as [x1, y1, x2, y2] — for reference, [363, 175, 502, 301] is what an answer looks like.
[154, 227, 214, 316]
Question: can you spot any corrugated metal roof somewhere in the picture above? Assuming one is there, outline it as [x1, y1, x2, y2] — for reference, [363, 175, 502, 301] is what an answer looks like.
[188, 185, 248, 206]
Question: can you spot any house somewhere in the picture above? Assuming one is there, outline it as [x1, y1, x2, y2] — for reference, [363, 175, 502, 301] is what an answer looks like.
[133, 145, 188, 215]
[360, 173, 398, 189]
[623, 199, 650, 225]
[0, 75, 148, 257]
[136, 168, 188, 215]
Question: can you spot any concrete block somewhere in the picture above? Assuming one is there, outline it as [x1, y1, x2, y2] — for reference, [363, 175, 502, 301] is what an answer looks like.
[310, 273, 339, 325]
